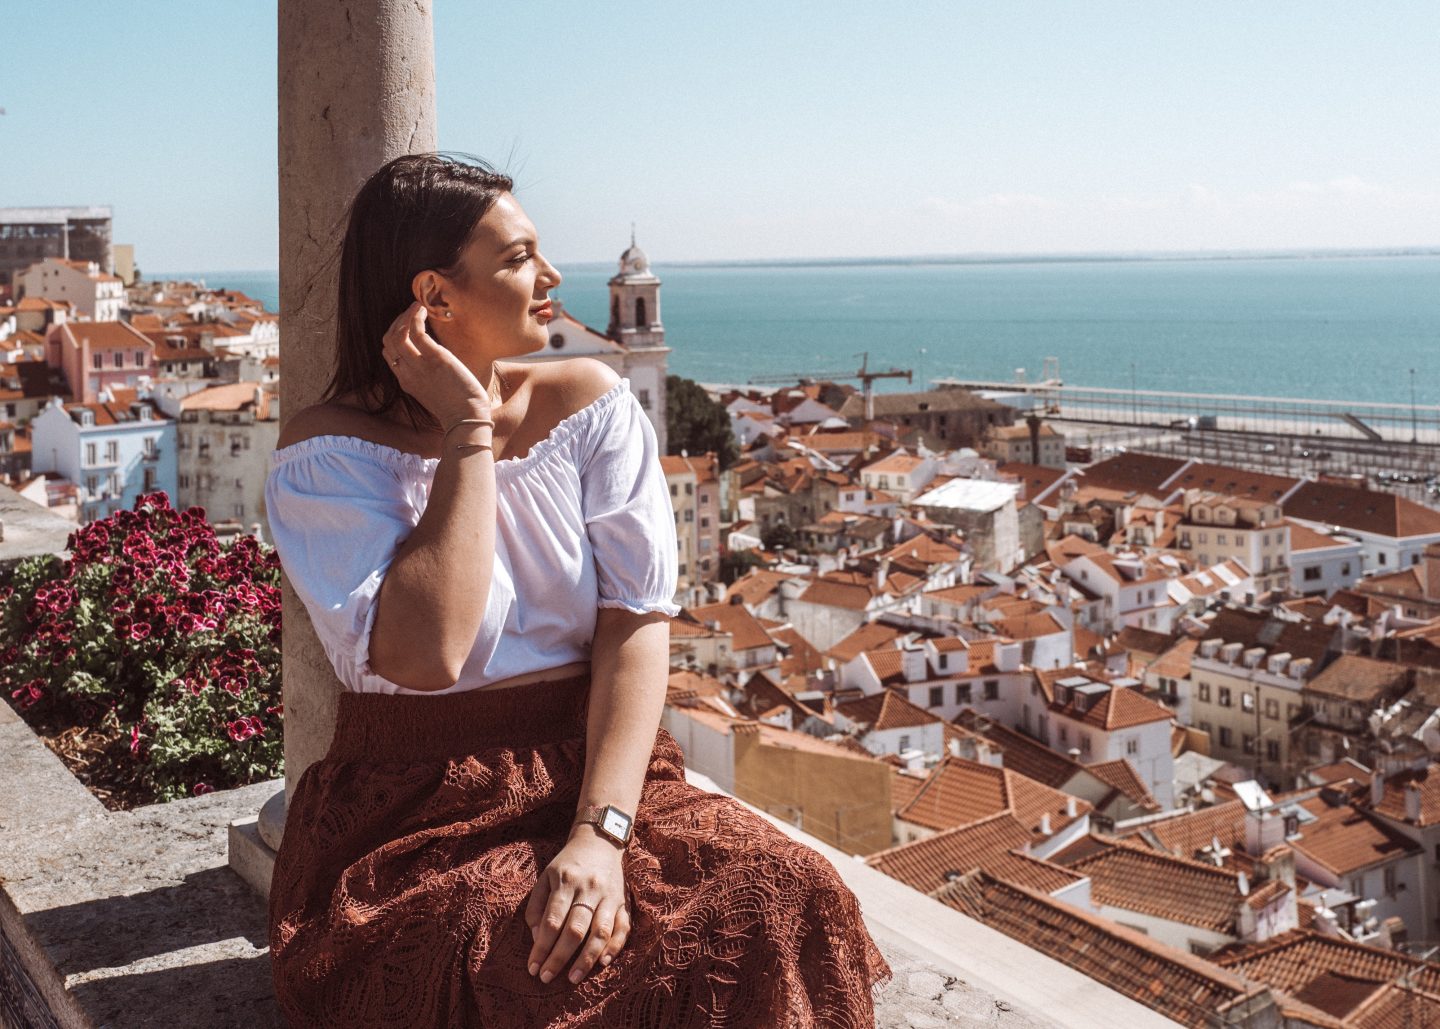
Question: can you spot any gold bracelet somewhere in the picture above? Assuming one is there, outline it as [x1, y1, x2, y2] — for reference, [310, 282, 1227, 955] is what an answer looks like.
[453, 440, 494, 454]
[442, 417, 495, 442]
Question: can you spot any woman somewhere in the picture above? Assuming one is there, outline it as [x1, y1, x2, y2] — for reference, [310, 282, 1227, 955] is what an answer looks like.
[264, 153, 891, 1027]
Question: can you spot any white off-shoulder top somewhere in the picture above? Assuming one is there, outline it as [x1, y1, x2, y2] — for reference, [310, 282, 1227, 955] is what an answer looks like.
[264, 378, 680, 695]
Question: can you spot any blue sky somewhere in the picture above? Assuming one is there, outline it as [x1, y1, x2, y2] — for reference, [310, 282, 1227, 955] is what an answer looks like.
[2, 2, 1437, 270]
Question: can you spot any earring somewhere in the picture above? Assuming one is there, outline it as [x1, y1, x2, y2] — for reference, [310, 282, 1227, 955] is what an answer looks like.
[444, 311, 453, 319]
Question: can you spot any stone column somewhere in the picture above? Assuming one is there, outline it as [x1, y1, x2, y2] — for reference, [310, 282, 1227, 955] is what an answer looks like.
[229, 0, 437, 893]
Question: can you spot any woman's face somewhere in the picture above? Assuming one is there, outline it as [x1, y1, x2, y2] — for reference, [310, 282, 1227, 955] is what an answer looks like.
[415, 191, 562, 364]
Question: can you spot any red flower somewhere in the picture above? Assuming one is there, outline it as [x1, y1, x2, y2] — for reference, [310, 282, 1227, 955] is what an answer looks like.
[130, 724, 142, 755]
[192, 782, 214, 796]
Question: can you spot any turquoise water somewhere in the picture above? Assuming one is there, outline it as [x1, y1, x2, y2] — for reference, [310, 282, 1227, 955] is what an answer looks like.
[155, 255, 1440, 405]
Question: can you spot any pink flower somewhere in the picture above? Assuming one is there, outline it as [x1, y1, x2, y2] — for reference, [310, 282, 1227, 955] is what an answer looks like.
[128, 621, 151, 641]
[192, 782, 214, 796]
[130, 724, 142, 755]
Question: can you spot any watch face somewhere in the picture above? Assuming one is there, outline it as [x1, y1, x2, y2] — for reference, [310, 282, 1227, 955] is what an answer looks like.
[601, 806, 633, 841]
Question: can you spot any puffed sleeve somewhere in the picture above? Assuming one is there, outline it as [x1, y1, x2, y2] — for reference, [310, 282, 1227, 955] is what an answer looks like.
[577, 383, 681, 616]
[263, 444, 423, 692]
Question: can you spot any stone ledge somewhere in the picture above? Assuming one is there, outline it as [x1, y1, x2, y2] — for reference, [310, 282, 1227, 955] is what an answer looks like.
[1, 705, 1171, 1027]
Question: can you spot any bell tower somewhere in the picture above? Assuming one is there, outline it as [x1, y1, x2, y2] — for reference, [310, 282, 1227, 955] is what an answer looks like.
[607, 228, 663, 350]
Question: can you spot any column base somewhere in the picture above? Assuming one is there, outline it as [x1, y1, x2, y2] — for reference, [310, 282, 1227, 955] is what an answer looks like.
[228, 787, 286, 899]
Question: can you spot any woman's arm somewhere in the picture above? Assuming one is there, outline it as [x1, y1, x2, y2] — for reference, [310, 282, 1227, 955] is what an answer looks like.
[524, 606, 670, 984]
[369, 303, 496, 691]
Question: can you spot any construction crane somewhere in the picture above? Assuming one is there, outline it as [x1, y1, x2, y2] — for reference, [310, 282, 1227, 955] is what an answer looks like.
[747, 352, 912, 420]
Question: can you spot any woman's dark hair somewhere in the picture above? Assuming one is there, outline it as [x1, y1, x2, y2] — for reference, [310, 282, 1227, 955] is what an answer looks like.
[320, 152, 514, 431]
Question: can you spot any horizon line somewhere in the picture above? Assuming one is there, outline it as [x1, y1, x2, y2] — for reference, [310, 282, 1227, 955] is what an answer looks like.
[148, 243, 1440, 278]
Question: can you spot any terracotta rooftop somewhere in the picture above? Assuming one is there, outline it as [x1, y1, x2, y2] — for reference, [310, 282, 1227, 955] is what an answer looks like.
[895, 755, 1091, 837]
[1371, 765, 1440, 829]
[827, 621, 903, 662]
[1286, 480, 1440, 539]
[866, 812, 1084, 895]
[724, 568, 796, 609]
[835, 689, 941, 733]
[1287, 802, 1420, 876]
[1086, 759, 1160, 811]
[1305, 654, 1410, 704]
[1286, 518, 1357, 553]
[932, 870, 1277, 1027]
[1118, 799, 1249, 862]
[60, 319, 153, 353]
[1215, 927, 1440, 1003]
[1054, 835, 1270, 934]
[1076, 453, 1188, 495]
[682, 602, 774, 652]
[1164, 462, 1300, 503]
[796, 576, 877, 611]
[1051, 681, 1174, 731]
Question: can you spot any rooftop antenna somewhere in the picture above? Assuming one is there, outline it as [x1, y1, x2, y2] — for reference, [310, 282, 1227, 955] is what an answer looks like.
[630, 222, 636, 247]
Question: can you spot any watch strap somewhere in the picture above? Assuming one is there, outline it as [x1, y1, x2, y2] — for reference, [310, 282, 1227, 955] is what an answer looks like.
[575, 804, 634, 845]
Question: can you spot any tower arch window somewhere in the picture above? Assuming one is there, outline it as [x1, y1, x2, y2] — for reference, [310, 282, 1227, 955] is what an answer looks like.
[635, 296, 647, 328]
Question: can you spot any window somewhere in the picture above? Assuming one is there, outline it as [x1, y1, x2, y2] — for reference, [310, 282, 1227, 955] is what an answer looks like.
[85, 442, 97, 465]
[1288, 703, 1300, 721]
[112, 351, 123, 368]
[1266, 740, 1280, 762]
[1126, 737, 1139, 756]
[179, 473, 190, 489]
[685, 482, 693, 496]
[984, 679, 999, 701]
[1341, 562, 1352, 576]
[1303, 566, 1322, 582]
[1350, 877, 1363, 897]
[1199, 682, 1211, 703]
[143, 467, 156, 491]
[1219, 687, 1232, 708]
[898, 734, 911, 752]
[1199, 532, 1208, 544]
[1219, 727, 1233, 747]
[1242, 733, 1255, 755]
[1080, 734, 1091, 755]
[924, 685, 942, 707]
[104, 440, 118, 463]
[134, 350, 145, 366]
[669, 483, 677, 497]
[684, 510, 694, 523]
[1059, 725, 1069, 744]
[91, 354, 103, 370]
[638, 389, 651, 410]
[1199, 721, 1212, 734]
[1379, 553, 1388, 566]
[700, 517, 710, 529]
[1265, 698, 1280, 720]
[85, 474, 98, 495]
[956, 683, 972, 704]
[1384, 867, 1397, 897]
[1235, 532, 1246, 545]
[1242, 693, 1255, 713]
[143, 436, 157, 458]
[1216, 533, 1227, 545]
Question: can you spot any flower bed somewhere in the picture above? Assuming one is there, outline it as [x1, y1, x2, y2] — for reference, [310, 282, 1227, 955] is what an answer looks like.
[0, 492, 283, 808]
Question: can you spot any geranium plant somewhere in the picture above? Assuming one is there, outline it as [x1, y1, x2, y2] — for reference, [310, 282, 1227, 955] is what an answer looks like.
[0, 491, 283, 804]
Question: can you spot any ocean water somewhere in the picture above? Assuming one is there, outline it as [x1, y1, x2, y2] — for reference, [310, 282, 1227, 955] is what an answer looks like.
[154, 255, 1440, 406]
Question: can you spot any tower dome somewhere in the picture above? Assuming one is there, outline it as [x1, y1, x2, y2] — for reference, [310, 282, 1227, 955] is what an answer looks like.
[615, 227, 657, 281]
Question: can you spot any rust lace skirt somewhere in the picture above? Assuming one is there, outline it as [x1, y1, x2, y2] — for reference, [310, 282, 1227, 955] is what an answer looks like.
[268, 672, 892, 1027]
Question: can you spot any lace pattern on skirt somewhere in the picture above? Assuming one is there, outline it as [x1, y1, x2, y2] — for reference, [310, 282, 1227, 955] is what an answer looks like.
[268, 672, 892, 1027]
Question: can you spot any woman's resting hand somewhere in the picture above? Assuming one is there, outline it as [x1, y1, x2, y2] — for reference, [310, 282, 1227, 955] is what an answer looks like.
[524, 829, 632, 986]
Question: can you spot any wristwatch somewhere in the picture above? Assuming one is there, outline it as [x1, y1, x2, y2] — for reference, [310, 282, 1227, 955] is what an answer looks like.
[575, 804, 635, 847]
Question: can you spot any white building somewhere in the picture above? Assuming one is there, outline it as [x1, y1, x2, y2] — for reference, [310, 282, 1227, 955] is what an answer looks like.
[30, 388, 177, 523]
[523, 235, 669, 452]
[17, 258, 124, 321]
[1042, 674, 1176, 811]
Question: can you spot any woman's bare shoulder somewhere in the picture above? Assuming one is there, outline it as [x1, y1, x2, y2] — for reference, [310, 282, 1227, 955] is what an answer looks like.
[277, 398, 416, 452]
[527, 358, 621, 419]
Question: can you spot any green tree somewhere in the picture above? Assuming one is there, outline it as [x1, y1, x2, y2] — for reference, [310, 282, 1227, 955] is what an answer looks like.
[666, 375, 739, 469]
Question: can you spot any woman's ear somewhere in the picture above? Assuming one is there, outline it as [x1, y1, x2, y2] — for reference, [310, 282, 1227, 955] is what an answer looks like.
[411, 270, 452, 321]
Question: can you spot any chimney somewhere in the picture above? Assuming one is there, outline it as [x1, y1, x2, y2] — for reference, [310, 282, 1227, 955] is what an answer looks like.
[1039, 813, 1052, 835]
[1067, 747, 1081, 761]
[1371, 774, 1385, 808]
[253, 384, 265, 409]
[1425, 543, 1440, 603]
[1405, 782, 1423, 822]
[1065, 796, 1077, 818]
[1236, 871, 1250, 896]
[1026, 413, 1042, 466]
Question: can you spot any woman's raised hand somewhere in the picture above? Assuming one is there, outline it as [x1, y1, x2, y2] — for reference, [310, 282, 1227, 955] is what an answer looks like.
[380, 302, 492, 427]
[524, 830, 632, 987]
